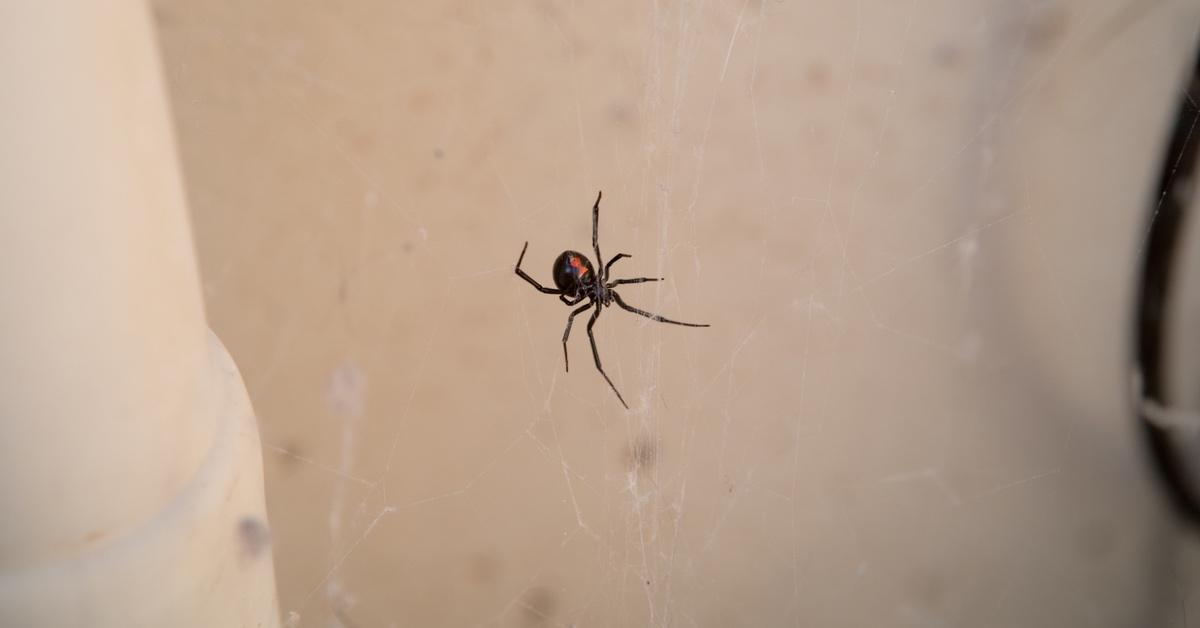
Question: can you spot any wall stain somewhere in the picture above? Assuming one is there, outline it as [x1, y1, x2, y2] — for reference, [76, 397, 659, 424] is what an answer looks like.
[520, 586, 557, 625]
[624, 434, 658, 471]
[237, 516, 271, 559]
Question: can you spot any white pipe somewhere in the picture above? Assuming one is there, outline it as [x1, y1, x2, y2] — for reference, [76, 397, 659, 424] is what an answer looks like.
[0, 2, 280, 626]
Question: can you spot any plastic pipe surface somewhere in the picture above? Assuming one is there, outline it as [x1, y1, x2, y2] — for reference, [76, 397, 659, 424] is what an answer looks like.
[0, 2, 280, 626]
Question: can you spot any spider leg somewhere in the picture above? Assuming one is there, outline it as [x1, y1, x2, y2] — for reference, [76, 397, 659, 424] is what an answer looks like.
[515, 242, 561, 294]
[608, 277, 663, 287]
[587, 307, 629, 409]
[561, 301, 594, 372]
[592, 191, 604, 277]
[559, 293, 586, 306]
[603, 253, 631, 280]
[611, 291, 709, 327]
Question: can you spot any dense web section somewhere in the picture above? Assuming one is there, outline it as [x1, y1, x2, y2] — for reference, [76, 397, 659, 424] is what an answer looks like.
[161, 0, 1200, 626]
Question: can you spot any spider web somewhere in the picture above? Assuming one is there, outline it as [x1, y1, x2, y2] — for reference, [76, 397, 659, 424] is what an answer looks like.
[156, 0, 1200, 626]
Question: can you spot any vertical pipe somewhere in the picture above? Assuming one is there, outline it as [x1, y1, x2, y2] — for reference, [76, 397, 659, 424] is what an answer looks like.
[0, 2, 280, 626]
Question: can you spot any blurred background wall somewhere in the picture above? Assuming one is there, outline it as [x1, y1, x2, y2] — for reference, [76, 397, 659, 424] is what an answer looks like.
[155, 1, 1200, 626]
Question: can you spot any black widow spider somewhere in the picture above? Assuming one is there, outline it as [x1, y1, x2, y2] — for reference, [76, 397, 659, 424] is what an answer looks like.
[515, 191, 709, 409]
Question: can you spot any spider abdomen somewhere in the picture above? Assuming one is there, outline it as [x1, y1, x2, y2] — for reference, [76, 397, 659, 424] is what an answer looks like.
[552, 250, 595, 295]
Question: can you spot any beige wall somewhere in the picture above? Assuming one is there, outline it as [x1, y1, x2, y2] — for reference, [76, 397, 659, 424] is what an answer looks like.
[157, 1, 1200, 626]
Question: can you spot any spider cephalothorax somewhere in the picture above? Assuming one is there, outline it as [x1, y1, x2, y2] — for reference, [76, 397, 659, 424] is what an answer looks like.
[514, 191, 709, 409]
